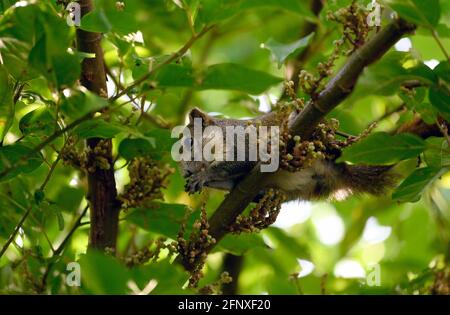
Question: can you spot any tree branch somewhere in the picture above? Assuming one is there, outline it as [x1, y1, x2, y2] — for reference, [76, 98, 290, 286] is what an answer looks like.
[181, 18, 416, 271]
[76, 0, 120, 251]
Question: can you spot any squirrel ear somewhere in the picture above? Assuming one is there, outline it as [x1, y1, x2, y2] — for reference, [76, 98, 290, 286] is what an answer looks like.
[188, 107, 213, 125]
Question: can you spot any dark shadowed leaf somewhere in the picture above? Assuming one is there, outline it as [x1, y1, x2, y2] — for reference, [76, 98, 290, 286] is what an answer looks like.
[19, 108, 55, 136]
[126, 202, 197, 240]
[73, 119, 126, 138]
[0, 144, 43, 181]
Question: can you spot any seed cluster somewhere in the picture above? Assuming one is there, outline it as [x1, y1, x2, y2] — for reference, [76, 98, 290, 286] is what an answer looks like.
[123, 237, 178, 267]
[118, 157, 174, 209]
[177, 205, 216, 288]
[279, 118, 346, 172]
[297, 37, 344, 99]
[60, 139, 113, 173]
[60, 138, 88, 170]
[229, 189, 286, 234]
[327, 1, 374, 54]
[431, 268, 450, 295]
[87, 139, 112, 173]
[198, 272, 233, 295]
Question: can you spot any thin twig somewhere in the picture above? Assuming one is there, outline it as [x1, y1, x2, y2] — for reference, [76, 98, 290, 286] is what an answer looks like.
[0, 206, 31, 259]
[431, 30, 450, 61]
[40, 205, 89, 290]
[111, 25, 215, 101]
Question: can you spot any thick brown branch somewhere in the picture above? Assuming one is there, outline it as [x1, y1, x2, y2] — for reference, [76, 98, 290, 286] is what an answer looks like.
[76, 0, 120, 251]
[181, 18, 416, 272]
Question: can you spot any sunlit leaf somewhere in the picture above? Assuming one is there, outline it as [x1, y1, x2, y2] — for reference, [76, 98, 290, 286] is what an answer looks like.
[338, 132, 427, 164]
[262, 33, 314, 68]
[386, 0, 441, 28]
[392, 167, 446, 202]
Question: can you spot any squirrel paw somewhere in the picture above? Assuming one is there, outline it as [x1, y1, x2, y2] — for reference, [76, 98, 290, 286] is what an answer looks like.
[185, 173, 207, 194]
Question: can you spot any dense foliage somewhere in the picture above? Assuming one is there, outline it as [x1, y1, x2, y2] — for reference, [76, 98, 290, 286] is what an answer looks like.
[0, 0, 449, 295]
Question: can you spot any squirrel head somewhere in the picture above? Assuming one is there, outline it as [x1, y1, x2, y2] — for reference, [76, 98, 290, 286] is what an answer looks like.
[188, 107, 215, 127]
[179, 108, 216, 178]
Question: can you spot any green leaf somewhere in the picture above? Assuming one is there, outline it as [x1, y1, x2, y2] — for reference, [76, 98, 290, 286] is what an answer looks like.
[414, 103, 439, 124]
[0, 143, 43, 181]
[81, 9, 112, 33]
[60, 88, 108, 121]
[81, 8, 138, 35]
[0, 37, 38, 81]
[19, 108, 55, 137]
[434, 61, 450, 83]
[262, 33, 314, 68]
[154, 64, 195, 88]
[386, 0, 441, 28]
[26, 9, 79, 88]
[354, 52, 436, 97]
[429, 61, 450, 117]
[0, 66, 14, 143]
[119, 138, 154, 160]
[126, 202, 197, 239]
[73, 119, 125, 139]
[51, 53, 81, 88]
[214, 234, 266, 255]
[152, 63, 282, 94]
[130, 260, 188, 295]
[200, 63, 283, 94]
[196, 0, 314, 25]
[145, 129, 177, 158]
[54, 186, 85, 213]
[79, 250, 130, 294]
[338, 132, 427, 164]
[424, 137, 450, 168]
[429, 84, 450, 116]
[392, 167, 446, 202]
[119, 129, 175, 160]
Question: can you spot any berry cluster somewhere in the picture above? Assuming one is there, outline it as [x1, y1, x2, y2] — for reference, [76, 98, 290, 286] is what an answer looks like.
[198, 272, 233, 295]
[123, 237, 178, 267]
[327, 1, 374, 54]
[118, 157, 174, 209]
[177, 205, 216, 288]
[229, 189, 286, 234]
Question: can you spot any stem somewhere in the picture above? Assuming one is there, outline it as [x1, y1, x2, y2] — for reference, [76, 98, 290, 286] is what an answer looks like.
[40, 205, 89, 290]
[431, 30, 450, 61]
[111, 25, 214, 101]
[0, 206, 31, 259]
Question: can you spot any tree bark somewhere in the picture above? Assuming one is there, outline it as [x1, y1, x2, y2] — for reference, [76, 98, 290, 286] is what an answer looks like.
[76, 0, 120, 251]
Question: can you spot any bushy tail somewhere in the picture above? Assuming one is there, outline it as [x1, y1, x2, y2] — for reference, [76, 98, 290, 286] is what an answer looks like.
[339, 164, 399, 196]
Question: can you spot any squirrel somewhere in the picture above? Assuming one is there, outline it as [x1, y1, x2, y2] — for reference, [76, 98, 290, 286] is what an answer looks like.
[178, 107, 399, 202]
